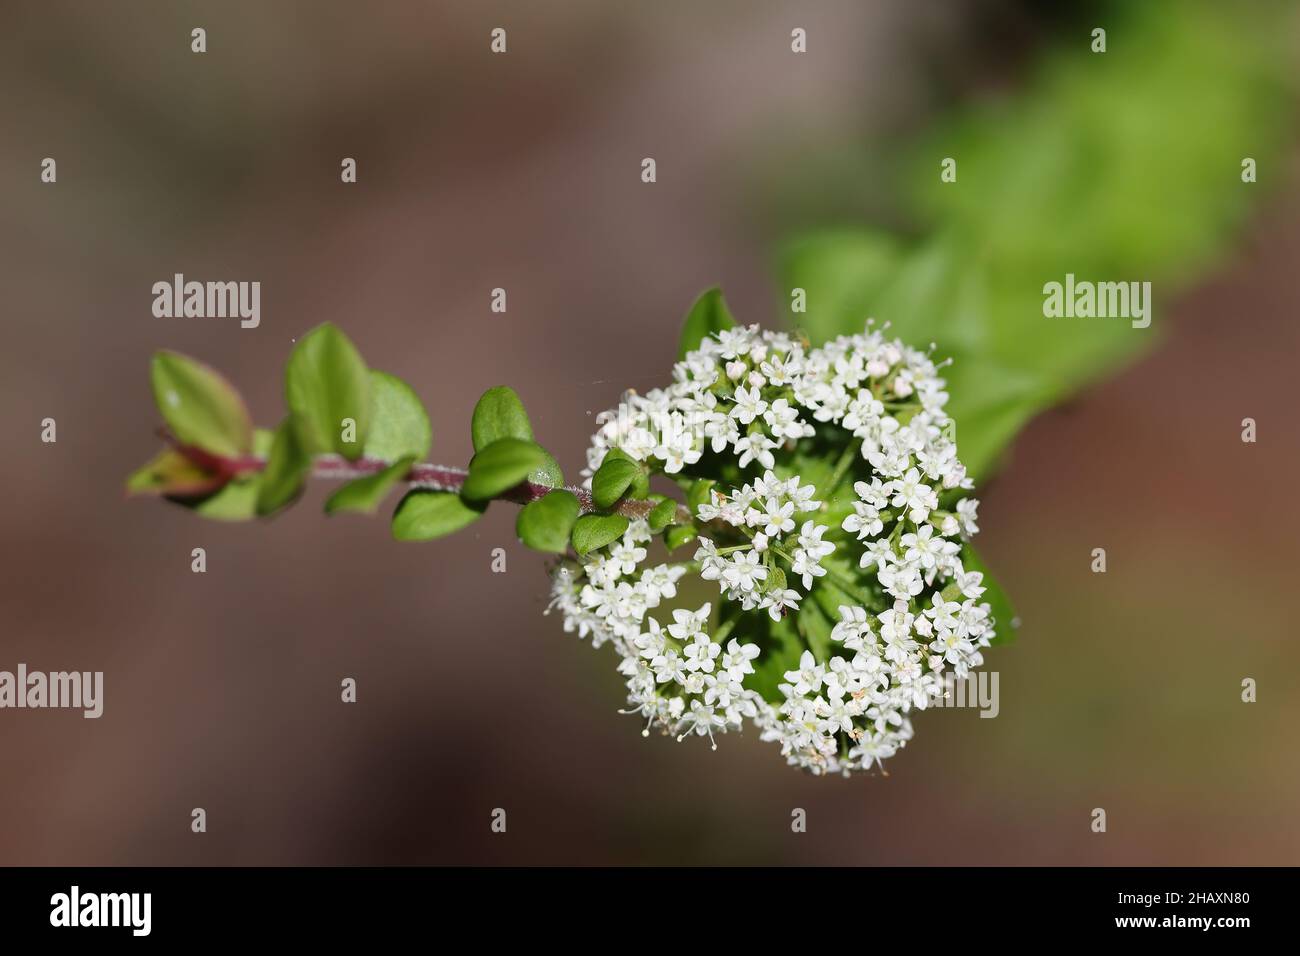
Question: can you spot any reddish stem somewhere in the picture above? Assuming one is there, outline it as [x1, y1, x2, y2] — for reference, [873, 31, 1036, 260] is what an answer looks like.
[157, 428, 687, 521]
[243, 452, 675, 520]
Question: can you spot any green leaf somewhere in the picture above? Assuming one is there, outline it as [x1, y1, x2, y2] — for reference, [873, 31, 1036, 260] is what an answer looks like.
[461, 438, 547, 501]
[571, 514, 629, 555]
[325, 457, 415, 516]
[517, 490, 581, 553]
[592, 458, 642, 509]
[364, 371, 431, 461]
[961, 544, 1018, 645]
[796, 599, 833, 661]
[285, 323, 371, 460]
[468, 387, 560, 487]
[391, 489, 486, 541]
[125, 448, 224, 498]
[150, 351, 253, 458]
[256, 418, 312, 516]
[777, 4, 1294, 486]
[686, 478, 716, 513]
[327, 371, 430, 515]
[663, 523, 697, 552]
[529, 448, 564, 490]
[779, 231, 902, 347]
[742, 611, 805, 702]
[597, 448, 647, 495]
[647, 497, 678, 533]
[677, 287, 736, 360]
[764, 566, 787, 595]
[471, 386, 533, 452]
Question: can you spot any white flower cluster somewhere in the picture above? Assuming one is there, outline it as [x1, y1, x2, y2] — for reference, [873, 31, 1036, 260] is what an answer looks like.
[548, 322, 1000, 776]
[695, 471, 832, 621]
[548, 522, 766, 749]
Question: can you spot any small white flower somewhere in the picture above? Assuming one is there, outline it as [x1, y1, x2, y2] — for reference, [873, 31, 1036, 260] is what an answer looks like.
[783, 650, 825, 696]
[757, 498, 796, 538]
[682, 633, 722, 673]
[733, 434, 776, 470]
[722, 550, 768, 593]
[831, 605, 874, 651]
[797, 521, 835, 560]
[730, 386, 768, 425]
[763, 398, 804, 440]
[720, 639, 761, 681]
[609, 537, 647, 575]
[763, 587, 802, 621]
[667, 603, 711, 642]
[956, 498, 980, 535]
[900, 525, 939, 570]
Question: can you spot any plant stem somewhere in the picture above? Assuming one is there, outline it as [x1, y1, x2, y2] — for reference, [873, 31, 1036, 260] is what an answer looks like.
[231, 452, 689, 522]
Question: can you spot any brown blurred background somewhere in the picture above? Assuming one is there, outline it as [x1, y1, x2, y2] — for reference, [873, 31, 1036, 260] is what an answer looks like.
[1, 0, 1298, 865]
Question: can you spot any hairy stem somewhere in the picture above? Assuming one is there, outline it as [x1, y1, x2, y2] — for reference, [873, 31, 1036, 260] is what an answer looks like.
[228, 451, 689, 522]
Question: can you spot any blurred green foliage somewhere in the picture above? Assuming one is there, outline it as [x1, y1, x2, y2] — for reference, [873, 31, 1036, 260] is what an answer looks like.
[781, 0, 1295, 482]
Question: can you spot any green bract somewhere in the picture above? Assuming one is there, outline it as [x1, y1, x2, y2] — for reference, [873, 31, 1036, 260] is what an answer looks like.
[677, 286, 736, 360]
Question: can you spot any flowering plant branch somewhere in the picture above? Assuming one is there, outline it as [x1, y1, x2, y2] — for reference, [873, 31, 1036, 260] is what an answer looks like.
[162, 437, 679, 522]
[127, 289, 1014, 776]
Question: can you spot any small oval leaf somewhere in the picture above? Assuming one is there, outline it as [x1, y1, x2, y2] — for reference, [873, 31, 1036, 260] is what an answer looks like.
[571, 513, 629, 555]
[256, 418, 312, 516]
[530, 447, 564, 489]
[471, 386, 533, 452]
[647, 497, 678, 533]
[365, 371, 431, 461]
[391, 490, 486, 541]
[517, 490, 580, 553]
[592, 458, 641, 509]
[150, 351, 253, 458]
[461, 438, 547, 501]
[285, 323, 371, 460]
[663, 523, 698, 552]
[325, 457, 415, 516]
